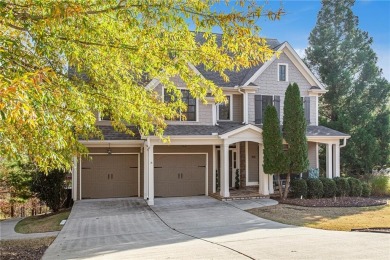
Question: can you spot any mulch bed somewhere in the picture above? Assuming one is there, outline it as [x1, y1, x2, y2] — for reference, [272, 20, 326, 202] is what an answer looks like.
[0, 237, 55, 260]
[276, 197, 388, 207]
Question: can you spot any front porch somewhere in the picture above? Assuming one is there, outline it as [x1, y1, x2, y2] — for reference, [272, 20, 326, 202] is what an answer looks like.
[210, 186, 268, 201]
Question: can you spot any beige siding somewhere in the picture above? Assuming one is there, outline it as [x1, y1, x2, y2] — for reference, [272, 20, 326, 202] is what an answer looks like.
[154, 145, 213, 194]
[154, 76, 213, 125]
[308, 142, 318, 169]
[249, 52, 317, 125]
[248, 142, 259, 183]
[232, 94, 243, 123]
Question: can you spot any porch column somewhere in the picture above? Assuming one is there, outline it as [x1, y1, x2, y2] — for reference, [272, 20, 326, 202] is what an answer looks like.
[220, 143, 230, 197]
[326, 143, 333, 179]
[147, 145, 154, 205]
[212, 145, 216, 193]
[72, 156, 78, 200]
[143, 142, 148, 199]
[258, 144, 269, 195]
[333, 143, 340, 177]
[268, 174, 274, 194]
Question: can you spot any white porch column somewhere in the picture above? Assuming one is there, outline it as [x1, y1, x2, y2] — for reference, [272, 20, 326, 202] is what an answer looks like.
[72, 156, 78, 200]
[258, 144, 269, 195]
[143, 142, 148, 199]
[326, 143, 333, 179]
[220, 143, 230, 197]
[268, 174, 274, 194]
[243, 92, 248, 124]
[333, 143, 340, 177]
[212, 145, 216, 193]
[148, 145, 154, 205]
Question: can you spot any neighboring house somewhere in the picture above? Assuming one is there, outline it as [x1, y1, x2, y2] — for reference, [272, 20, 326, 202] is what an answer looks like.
[72, 35, 350, 205]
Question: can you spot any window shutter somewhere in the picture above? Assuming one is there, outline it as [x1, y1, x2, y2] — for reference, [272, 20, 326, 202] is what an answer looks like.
[304, 97, 311, 124]
[274, 96, 281, 122]
[255, 95, 262, 124]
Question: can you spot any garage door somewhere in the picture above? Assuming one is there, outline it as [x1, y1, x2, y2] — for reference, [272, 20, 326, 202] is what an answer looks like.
[81, 154, 138, 199]
[154, 154, 206, 197]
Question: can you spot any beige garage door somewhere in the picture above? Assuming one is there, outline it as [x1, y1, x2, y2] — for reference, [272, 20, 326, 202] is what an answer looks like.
[154, 154, 206, 197]
[81, 154, 138, 199]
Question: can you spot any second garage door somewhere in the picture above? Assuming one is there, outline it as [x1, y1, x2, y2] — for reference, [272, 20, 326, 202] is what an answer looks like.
[81, 154, 138, 199]
[154, 154, 206, 197]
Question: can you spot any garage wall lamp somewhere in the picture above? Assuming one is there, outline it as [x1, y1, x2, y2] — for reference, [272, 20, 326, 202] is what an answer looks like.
[107, 143, 112, 155]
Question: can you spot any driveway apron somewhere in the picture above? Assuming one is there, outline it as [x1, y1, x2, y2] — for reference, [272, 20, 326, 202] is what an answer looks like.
[43, 197, 390, 260]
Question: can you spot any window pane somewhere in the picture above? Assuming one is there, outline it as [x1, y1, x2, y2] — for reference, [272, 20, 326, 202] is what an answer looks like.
[181, 89, 196, 121]
[261, 95, 273, 123]
[218, 96, 230, 120]
[279, 65, 286, 81]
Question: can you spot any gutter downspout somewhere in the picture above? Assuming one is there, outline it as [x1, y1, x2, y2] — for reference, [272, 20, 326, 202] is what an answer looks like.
[237, 87, 247, 124]
[340, 138, 347, 148]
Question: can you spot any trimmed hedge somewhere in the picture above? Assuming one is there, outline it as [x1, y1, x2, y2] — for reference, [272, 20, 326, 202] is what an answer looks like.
[291, 179, 308, 198]
[361, 182, 371, 197]
[307, 178, 324, 199]
[348, 177, 363, 197]
[334, 177, 350, 197]
[320, 178, 337, 198]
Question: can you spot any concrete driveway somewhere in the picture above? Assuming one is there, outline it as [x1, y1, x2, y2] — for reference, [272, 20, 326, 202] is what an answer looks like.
[43, 197, 390, 260]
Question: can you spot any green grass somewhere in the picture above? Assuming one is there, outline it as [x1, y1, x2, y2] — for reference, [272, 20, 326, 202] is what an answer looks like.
[15, 209, 71, 234]
[247, 203, 390, 231]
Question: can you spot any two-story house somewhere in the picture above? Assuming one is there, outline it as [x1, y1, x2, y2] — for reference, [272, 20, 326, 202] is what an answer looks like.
[71, 35, 350, 205]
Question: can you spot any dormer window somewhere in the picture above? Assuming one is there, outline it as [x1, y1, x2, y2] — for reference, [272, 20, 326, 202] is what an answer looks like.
[217, 95, 232, 121]
[278, 64, 288, 81]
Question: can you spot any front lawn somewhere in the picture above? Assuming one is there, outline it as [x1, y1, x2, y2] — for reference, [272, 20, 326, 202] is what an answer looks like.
[15, 209, 71, 234]
[247, 203, 390, 231]
[0, 237, 55, 260]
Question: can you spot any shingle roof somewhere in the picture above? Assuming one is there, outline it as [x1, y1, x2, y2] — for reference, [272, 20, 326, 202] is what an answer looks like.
[194, 33, 281, 87]
[306, 125, 350, 137]
[163, 122, 244, 136]
[87, 125, 141, 140]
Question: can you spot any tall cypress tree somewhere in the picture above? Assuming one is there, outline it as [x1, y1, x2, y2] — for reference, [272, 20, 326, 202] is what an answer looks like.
[263, 105, 287, 198]
[283, 83, 309, 199]
[305, 0, 390, 174]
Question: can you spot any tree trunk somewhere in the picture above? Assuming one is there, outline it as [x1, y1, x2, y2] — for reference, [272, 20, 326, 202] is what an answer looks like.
[283, 172, 291, 200]
[277, 174, 283, 198]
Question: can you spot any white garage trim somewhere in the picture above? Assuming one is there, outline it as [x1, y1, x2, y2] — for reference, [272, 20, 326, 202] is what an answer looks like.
[79, 153, 140, 200]
[154, 153, 209, 196]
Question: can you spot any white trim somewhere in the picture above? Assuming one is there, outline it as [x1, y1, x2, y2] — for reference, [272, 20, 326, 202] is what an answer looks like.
[162, 86, 199, 123]
[79, 153, 141, 200]
[72, 156, 77, 200]
[154, 152, 209, 196]
[315, 96, 319, 125]
[242, 42, 325, 90]
[79, 155, 82, 200]
[245, 141, 249, 186]
[212, 145, 216, 193]
[145, 78, 160, 90]
[217, 94, 233, 121]
[80, 140, 144, 147]
[277, 63, 288, 82]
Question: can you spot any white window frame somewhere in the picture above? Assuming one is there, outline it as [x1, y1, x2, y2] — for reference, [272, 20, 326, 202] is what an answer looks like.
[217, 94, 233, 121]
[162, 87, 199, 122]
[277, 63, 288, 82]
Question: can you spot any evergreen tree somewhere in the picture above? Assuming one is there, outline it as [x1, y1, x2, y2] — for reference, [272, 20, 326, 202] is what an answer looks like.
[262, 105, 287, 198]
[283, 83, 309, 199]
[305, 0, 390, 174]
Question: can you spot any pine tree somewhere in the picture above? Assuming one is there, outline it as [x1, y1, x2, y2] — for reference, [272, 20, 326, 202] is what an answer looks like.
[262, 105, 287, 198]
[305, 0, 390, 174]
[283, 83, 309, 199]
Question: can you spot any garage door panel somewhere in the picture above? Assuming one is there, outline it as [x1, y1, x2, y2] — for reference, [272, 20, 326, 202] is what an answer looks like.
[81, 154, 138, 199]
[154, 154, 206, 197]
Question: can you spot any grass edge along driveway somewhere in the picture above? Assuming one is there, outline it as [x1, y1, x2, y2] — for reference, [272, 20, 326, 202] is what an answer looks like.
[247, 203, 390, 231]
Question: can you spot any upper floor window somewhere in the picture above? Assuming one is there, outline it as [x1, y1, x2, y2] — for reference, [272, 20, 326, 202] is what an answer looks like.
[255, 95, 280, 124]
[301, 96, 311, 124]
[278, 64, 288, 81]
[217, 95, 232, 121]
[164, 89, 197, 121]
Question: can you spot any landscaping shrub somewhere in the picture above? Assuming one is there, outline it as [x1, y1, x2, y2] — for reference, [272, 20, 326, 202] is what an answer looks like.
[370, 175, 390, 196]
[320, 178, 337, 198]
[361, 183, 371, 197]
[31, 169, 67, 212]
[291, 179, 308, 198]
[334, 177, 350, 197]
[348, 177, 363, 197]
[307, 178, 324, 199]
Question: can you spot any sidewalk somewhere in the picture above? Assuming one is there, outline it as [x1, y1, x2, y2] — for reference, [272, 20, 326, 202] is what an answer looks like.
[0, 218, 59, 240]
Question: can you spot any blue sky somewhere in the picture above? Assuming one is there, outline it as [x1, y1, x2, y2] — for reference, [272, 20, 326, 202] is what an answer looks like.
[213, 0, 390, 80]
